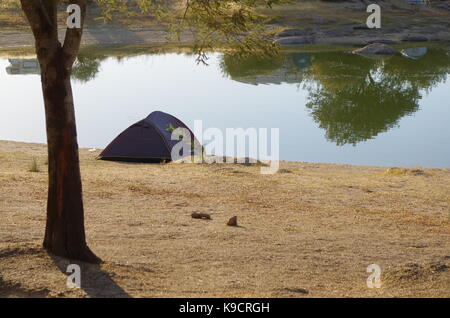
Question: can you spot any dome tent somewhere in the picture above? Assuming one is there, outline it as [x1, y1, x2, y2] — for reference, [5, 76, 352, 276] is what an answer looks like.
[98, 111, 200, 163]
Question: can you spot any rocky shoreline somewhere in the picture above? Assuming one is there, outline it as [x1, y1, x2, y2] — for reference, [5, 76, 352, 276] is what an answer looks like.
[0, 1, 449, 51]
[273, 21, 450, 48]
[0, 23, 448, 53]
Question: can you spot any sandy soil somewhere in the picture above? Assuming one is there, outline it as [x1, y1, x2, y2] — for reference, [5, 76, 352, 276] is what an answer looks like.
[0, 140, 449, 298]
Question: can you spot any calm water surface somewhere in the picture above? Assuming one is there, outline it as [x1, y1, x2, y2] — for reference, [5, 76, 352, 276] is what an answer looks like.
[1, 46, 449, 167]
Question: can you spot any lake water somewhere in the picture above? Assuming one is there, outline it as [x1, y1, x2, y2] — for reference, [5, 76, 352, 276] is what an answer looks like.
[1, 46, 449, 167]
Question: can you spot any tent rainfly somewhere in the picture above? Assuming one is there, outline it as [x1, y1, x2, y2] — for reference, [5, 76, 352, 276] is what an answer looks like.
[98, 111, 199, 163]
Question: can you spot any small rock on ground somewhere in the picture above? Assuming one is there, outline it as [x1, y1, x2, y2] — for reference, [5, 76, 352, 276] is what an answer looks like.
[227, 216, 238, 227]
[191, 212, 211, 220]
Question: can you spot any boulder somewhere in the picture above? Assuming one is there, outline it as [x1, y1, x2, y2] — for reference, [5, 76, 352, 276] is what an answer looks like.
[353, 43, 399, 55]
[393, 22, 408, 29]
[274, 36, 315, 46]
[353, 24, 370, 30]
[313, 17, 335, 24]
[367, 39, 398, 45]
[322, 27, 353, 38]
[401, 35, 429, 42]
[276, 28, 312, 38]
[381, 28, 403, 34]
[426, 25, 448, 32]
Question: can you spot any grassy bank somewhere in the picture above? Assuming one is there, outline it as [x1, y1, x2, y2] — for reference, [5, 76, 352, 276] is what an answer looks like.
[0, 140, 449, 297]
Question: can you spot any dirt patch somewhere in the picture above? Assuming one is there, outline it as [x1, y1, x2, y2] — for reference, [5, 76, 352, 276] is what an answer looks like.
[385, 168, 428, 176]
[128, 184, 203, 198]
[383, 259, 450, 296]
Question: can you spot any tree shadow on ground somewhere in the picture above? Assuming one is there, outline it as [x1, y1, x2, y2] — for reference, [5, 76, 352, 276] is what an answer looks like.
[50, 254, 132, 298]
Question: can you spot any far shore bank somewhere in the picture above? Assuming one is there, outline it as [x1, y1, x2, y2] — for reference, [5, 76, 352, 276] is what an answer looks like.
[0, 24, 449, 53]
[1, 1, 449, 52]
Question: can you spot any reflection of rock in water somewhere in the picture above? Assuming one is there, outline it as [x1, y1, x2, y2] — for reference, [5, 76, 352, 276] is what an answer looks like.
[6, 59, 40, 75]
[226, 53, 311, 86]
[292, 53, 312, 71]
[401, 47, 427, 60]
[234, 65, 303, 85]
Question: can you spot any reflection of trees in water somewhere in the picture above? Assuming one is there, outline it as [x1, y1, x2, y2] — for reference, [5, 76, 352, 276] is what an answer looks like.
[383, 49, 450, 92]
[5, 54, 104, 83]
[220, 53, 305, 85]
[304, 49, 450, 145]
[221, 54, 285, 78]
[71, 54, 103, 83]
[220, 48, 450, 146]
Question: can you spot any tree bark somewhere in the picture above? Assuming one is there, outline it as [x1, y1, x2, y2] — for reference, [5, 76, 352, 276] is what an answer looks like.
[41, 49, 100, 263]
[21, 0, 100, 263]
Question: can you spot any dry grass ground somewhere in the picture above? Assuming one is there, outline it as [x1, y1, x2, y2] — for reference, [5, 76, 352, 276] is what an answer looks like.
[0, 140, 449, 298]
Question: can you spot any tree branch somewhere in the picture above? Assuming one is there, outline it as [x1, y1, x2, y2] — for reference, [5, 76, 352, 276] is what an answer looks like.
[63, 0, 86, 69]
[20, 0, 60, 64]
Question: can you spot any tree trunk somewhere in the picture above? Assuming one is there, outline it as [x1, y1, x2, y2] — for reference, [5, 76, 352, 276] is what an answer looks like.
[20, 0, 100, 263]
[40, 48, 100, 263]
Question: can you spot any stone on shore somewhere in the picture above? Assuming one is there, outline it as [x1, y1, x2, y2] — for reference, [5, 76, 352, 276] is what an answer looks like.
[353, 43, 399, 56]
[274, 36, 315, 46]
[276, 28, 312, 38]
[353, 24, 370, 30]
[367, 39, 398, 45]
[401, 35, 429, 42]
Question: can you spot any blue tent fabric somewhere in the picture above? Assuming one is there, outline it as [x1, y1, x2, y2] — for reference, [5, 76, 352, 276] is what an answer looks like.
[98, 111, 198, 163]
